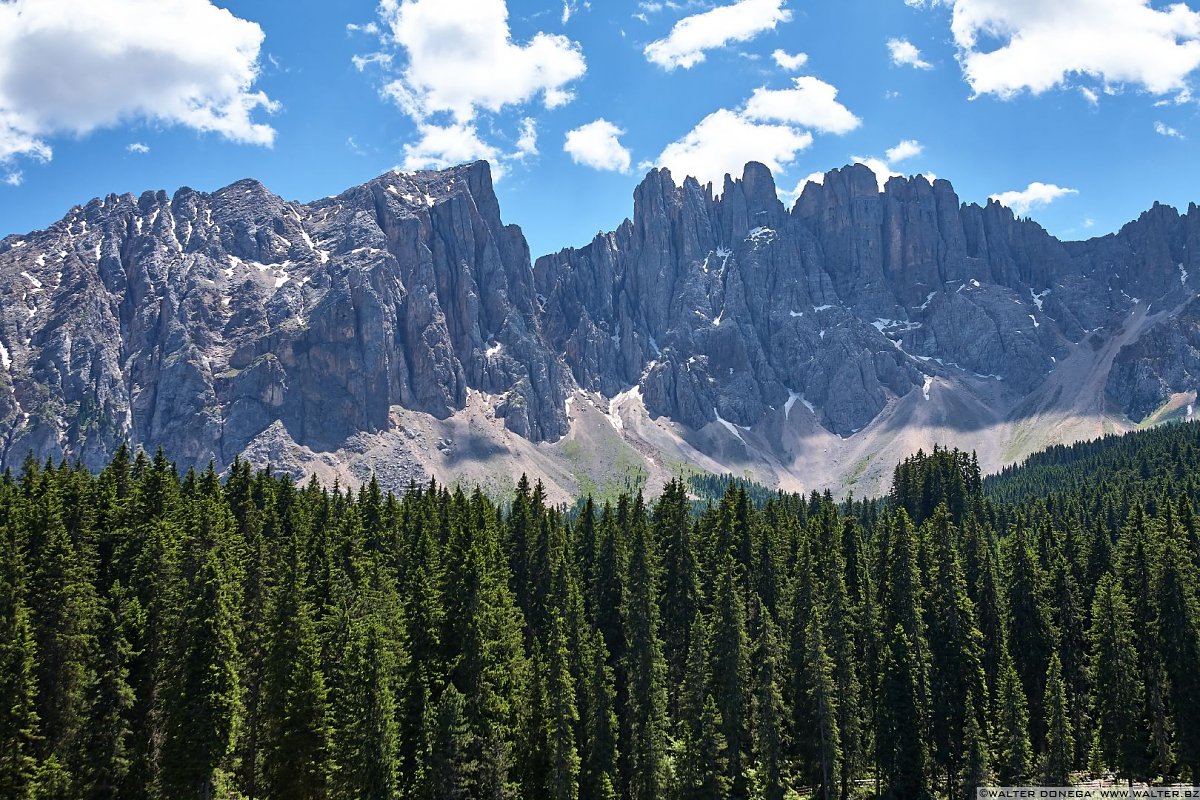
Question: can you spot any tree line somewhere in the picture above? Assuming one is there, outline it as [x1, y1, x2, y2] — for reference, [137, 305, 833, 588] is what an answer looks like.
[1, 424, 1200, 799]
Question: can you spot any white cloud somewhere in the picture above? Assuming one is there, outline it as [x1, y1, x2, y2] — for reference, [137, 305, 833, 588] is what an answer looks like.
[347, 21, 381, 35]
[564, 119, 632, 173]
[1080, 87, 1100, 105]
[853, 156, 904, 191]
[886, 139, 923, 162]
[887, 38, 932, 70]
[352, 52, 393, 72]
[0, 0, 277, 168]
[127, 142, 150, 154]
[772, 49, 809, 71]
[655, 108, 812, 187]
[3, 171, 22, 187]
[401, 122, 502, 173]
[929, 0, 1200, 98]
[743, 76, 861, 135]
[378, 0, 586, 123]
[1155, 121, 1185, 139]
[990, 182, 1079, 215]
[644, 0, 792, 70]
[784, 170, 827, 200]
[561, 0, 590, 24]
[516, 117, 539, 158]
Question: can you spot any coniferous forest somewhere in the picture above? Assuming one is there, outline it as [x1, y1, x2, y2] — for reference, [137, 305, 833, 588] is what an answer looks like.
[3, 423, 1200, 799]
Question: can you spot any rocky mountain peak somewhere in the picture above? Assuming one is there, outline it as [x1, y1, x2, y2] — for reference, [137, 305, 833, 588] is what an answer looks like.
[2, 159, 1199, 499]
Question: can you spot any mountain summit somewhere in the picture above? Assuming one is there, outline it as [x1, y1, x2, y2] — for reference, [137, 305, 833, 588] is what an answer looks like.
[2, 161, 1198, 498]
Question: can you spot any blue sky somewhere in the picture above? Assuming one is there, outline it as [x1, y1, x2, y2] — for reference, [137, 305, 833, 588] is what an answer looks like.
[2, 0, 1199, 259]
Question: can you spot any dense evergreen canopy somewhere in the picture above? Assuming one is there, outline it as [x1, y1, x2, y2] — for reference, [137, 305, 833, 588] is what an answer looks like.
[2, 422, 1200, 798]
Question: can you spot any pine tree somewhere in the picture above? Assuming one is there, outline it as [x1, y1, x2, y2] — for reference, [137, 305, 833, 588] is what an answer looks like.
[961, 689, 992, 800]
[925, 506, 987, 800]
[79, 584, 136, 800]
[424, 685, 474, 800]
[709, 556, 750, 798]
[158, 547, 241, 800]
[1004, 515, 1053, 750]
[877, 623, 928, 800]
[994, 652, 1032, 787]
[620, 498, 670, 800]
[800, 605, 841, 800]
[329, 616, 399, 800]
[1088, 574, 1146, 782]
[674, 629, 729, 800]
[0, 526, 39, 800]
[1158, 546, 1200, 781]
[26, 487, 96, 769]
[543, 613, 581, 800]
[1041, 653, 1074, 786]
[579, 631, 618, 800]
[749, 597, 787, 800]
[261, 538, 330, 800]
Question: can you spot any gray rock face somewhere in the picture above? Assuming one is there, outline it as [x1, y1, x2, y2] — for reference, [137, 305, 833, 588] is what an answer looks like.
[0, 162, 568, 472]
[1, 159, 1198, 486]
[536, 163, 1200, 435]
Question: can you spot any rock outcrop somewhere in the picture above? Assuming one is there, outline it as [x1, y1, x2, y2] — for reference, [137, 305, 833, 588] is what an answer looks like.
[2, 159, 1198, 493]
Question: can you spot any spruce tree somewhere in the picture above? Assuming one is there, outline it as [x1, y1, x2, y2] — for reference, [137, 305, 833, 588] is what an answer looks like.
[329, 616, 399, 800]
[994, 652, 1032, 786]
[79, 584, 136, 800]
[261, 539, 330, 800]
[0, 526, 39, 800]
[710, 556, 750, 798]
[1041, 653, 1074, 786]
[158, 547, 241, 800]
[1088, 574, 1146, 782]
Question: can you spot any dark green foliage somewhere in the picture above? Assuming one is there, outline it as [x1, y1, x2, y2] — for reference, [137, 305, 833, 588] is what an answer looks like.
[2, 420, 1200, 797]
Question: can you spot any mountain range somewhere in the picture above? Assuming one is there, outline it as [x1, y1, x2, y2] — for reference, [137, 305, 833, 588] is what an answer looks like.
[2, 159, 1198, 499]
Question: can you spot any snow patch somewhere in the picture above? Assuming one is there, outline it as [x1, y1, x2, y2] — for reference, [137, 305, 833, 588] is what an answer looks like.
[1181, 264, 1190, 286]
[813, 304, 833, 312]
[922, 375, 932, 401]
[1188, 403, 1194, 417]
[0, 341, 9, 369]
[714, 409, 746, 444]
[789, 310, 803, 318]
[485, 341, 502, 359]
[748, 227, 775, 245]
[606, 386, 642, 432]
[784, 391, 816, 420]
[1029, 314, 1040, 328]
[20, 271, 42, 289]
[1030, 288, 1050, 311]
[917, 291, 937, 311]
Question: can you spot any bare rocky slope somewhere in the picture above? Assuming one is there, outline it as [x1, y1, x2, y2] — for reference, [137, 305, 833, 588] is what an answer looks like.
[2, 160, 1198, 500]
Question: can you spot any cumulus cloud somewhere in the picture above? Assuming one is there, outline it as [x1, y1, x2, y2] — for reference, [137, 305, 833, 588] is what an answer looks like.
[3, 171, 22, 187]
[378, 0, 586, 122]
[0, 0, 277, 169]
[1155, 121, 1185, 139]
[743, 76, 861, 135]
[401, 122, 502, 173]
[990, 182, 1079, 214]
[516, 118, 539, 158]
[887, 38, 932, 70]
[644, 0, 792, 70]
[772, 49, 809, 71]
[364, 0, 586, 177]
[564, 119, 632, 173]
[919, 0, 1200, 98]
[655, 108, 813, 188]
[886, 139, 923, 162]
[127, 142, 151, 154]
